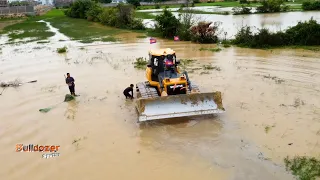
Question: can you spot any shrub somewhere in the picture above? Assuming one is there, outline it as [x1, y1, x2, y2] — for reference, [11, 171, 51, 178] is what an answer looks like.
[57, 46, 67, 53]
[86, 3, 103, 22]
[116, 3, 135, 28]
[233, 18, 320, 48]
[302, 1, 320, 10]
[232, 5, 252, 15]
[155, 4, 161, 9]
[130, 19, 146, 30]
[190, 22, 220, 43]
[127, 0, 141, 7]
[285, 18, 320, 45]
[284, 156, 320, 180]
[193, 0, 200, 3]
[239, 0, 248, 4]
[98, 7, 118, 27]
[177, 8, 197, 41]
[154, 9, 180, 38]
[65, 0, 97, 19]
[256, 0, 287, 13]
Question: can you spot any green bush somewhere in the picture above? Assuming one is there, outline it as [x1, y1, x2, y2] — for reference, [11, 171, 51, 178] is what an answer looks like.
[98, 7, 118, 26]
[127, 0, 141, 7]
[86, 3, 103, 22]
[154, 9, 180, 38]
[284, 156, 320, 180]
[256, 0, 287, 13]
[302, 1, 320, 10]
[190, 21, 219, 43]
[285, 18, 320, 45]
[65, 0, 97, 19]
[130, 19, 146, 30]
[239, 0, 248, 4]
[193, 0, 200, 3]
[155, 4, 161, 9]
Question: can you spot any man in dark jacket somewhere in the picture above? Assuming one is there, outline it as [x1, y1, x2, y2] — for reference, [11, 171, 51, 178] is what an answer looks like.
[123, 84, 134, 99]
[65, 73, 75, 96]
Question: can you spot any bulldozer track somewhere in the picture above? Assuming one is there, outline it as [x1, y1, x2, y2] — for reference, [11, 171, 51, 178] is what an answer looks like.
[136, 82, 159, 98]
[136, 82, 200, 99]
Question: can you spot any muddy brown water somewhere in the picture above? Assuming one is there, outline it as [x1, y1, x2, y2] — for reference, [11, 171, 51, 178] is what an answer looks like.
[0, 26, 320, 180]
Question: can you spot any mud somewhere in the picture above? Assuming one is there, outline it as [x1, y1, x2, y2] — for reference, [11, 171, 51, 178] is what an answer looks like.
[0, 21, 320, 180]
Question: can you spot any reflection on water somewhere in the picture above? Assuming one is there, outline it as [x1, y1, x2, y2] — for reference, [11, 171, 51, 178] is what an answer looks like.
[64, 99, 79, 120]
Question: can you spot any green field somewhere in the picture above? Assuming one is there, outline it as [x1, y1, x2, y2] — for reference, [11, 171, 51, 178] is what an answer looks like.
[0, 9, 127, 43]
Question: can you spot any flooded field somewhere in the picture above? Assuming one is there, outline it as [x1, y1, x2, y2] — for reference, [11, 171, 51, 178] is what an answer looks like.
[144, 10, 320, 38]
[0, 21, 320, 180]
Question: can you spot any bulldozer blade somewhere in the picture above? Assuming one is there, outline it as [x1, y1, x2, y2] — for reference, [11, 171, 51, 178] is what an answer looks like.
[135, 92, 225, 122]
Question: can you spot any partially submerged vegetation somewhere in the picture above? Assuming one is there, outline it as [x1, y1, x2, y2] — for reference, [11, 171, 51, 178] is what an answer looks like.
[0, 19, 54, 42]
[133, 57, 148, 69]
[199, 47, 222, 52]
[284, 156, 320, 180]
[57, 46, 67, 53]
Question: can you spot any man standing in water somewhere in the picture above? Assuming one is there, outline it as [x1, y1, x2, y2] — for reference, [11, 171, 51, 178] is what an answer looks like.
[65, 73, 75, 96]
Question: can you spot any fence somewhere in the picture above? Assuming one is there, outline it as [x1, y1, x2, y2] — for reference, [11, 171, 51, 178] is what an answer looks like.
[0, 6, 34, 15]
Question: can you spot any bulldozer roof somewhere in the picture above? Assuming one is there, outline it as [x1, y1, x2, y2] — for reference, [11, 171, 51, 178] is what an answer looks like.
[149, 48, 175, 56]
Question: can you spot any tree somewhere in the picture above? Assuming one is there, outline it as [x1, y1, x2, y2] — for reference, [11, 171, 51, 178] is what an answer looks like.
[155, 9, 180, 38]
[127, 0, 141, 7]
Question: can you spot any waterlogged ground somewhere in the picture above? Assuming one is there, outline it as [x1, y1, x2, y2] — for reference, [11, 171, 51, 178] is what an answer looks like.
[0, 21, 320, 180]
[143, 11, 320, 38]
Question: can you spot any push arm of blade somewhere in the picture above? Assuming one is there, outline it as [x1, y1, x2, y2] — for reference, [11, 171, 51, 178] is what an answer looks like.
[183, 71, 192, 91]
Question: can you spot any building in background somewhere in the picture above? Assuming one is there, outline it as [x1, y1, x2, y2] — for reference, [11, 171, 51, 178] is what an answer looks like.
[53, 0, 73, 7]
[0, 0, 8, 7]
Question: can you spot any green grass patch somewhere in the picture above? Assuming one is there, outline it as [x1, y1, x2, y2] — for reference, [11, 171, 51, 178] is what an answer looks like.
[284, 156, 320, 180]
[1, 9, 126, 43]
[41, 10, 123, 42]
[199, 47, 222, 52]
[57, 46, 67, 53]
[133, 57, 148, 69]
[136, 35, 147, 38]
[0, 19, 55, 42]
[135, 11, 156, 19]
[101, 36, 118, 42]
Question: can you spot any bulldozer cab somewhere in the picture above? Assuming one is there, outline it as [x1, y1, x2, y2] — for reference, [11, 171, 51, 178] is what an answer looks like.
[148, 48, 179, 82]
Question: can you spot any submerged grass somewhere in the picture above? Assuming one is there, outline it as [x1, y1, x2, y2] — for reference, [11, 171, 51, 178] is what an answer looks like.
[0, 19, 54, 42]
[0, 9, 126, 43]
[284, 156, 320, 180]
[203, 64, 221, 71]
[57, 46, 67, 53]
[41, 10, 123, 42]
[136, 35, 147, 38]
[199, 47, 222, 52]
[133, 57, 148, 69]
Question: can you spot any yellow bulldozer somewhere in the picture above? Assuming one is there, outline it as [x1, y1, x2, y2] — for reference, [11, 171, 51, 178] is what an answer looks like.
[135, 48, 225, 122]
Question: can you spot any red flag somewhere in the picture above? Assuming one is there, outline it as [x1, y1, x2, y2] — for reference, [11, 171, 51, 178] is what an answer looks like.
[150, 38, 156, 44]
[174, 36, 179, 41]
